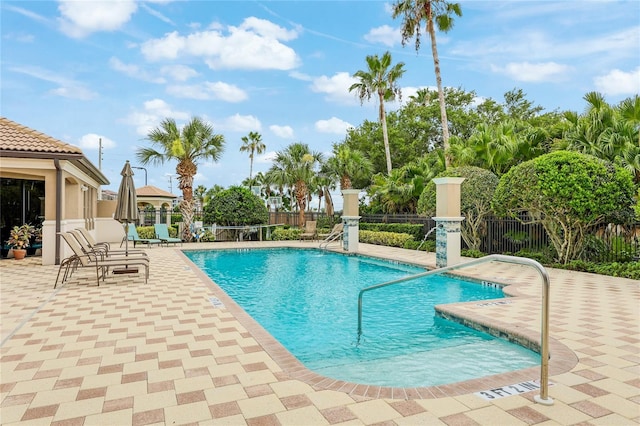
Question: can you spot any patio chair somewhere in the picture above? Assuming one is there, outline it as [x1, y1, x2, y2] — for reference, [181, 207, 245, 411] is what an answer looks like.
[154, 224, 182, 246]
[75, 227, 110, 251]
[299, 220, 318, 241]
[71, 229, 147, 258]
[124, 225, 162, 247]
[58, 232, 150, 286]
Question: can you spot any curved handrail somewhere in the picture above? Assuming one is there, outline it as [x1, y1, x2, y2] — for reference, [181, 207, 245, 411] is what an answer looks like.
[356, 254, 554, 405]
[319, 231, 344, 250]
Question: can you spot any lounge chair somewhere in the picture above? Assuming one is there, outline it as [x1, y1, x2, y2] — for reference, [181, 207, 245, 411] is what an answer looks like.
[57, 232, 149, 287]
[154, 224, 182, 246]
[124, 225, 162, 247]
[75, 227, 110, 251]
[71, 229, 147, 258]
[299, 220, 318, 241]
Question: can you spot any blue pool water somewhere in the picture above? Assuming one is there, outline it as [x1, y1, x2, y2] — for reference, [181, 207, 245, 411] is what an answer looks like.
[185, 248, 539, 387]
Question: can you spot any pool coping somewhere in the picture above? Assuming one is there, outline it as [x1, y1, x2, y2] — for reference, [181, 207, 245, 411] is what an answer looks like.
[178, 244, 579, 400]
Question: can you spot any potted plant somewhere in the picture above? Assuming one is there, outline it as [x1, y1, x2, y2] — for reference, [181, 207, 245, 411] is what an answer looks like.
[6, 224, 34, 260]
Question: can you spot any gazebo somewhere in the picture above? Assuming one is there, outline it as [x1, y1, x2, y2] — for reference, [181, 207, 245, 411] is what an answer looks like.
[135, 185, 177, 227]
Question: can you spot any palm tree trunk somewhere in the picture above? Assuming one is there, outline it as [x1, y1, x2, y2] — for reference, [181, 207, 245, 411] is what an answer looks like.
[428, 13, 451, 167]
[379, 93, 393, 174]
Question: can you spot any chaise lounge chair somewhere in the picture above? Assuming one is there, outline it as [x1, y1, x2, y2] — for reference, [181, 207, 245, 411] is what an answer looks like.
[57, 232, 150, 287]
[71, 229, 147, 258]
[154, 224, 182, 246]
[124, 224, 162, 247]
[299, 220, 318, 241]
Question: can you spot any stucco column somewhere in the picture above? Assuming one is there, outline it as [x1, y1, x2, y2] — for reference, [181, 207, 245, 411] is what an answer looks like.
[341, 189, 361, 252]
[432, 177, 465, 267]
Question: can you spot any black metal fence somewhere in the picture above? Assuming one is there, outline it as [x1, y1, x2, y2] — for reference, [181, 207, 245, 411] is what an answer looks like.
[145, 208, 638, 262]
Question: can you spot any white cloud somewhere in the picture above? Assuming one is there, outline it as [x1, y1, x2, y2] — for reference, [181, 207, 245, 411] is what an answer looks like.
[109, 57, 166, 83]
[8, 65, 97, 100]
[140, 2, 174, 26]
[594, 67, 640, 96]
[257, 151, 277, 163]
[491, 62, 571, 82]
[140, 17, 300, 71]
[5, 4, 49, 24]
[122, 98, 189, 136]
[364, 25, 398, 47]
[269, 125, 294, 139]
[166, 81, 248, 102]
[289, 71, 312, 81]
[310, 72, 359, 104]
[78, 133, 116, 150]
[215, 114, 261, 132]
[315, 117, 353, 134]
[57, 0, 137, 38]
[4, 32, 35, 43]
[160, 64, 198, 81]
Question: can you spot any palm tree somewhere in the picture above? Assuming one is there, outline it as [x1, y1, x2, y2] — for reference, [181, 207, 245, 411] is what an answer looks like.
[137, 116, 225, 241]
[266, 142, 323, 226]
[618, 95, 640, 146]
[349, 51, 405, 174]
[392, 0, 463, 166]
[323, 144, 373, 190]
[239, 131, 266, 180]
[194, 184, 207, 209]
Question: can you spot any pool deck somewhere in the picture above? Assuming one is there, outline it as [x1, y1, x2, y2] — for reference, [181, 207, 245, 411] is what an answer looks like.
[1, 241, 638, 425]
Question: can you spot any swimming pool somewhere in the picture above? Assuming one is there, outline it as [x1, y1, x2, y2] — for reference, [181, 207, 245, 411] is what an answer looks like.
[185, 248, 539, 387]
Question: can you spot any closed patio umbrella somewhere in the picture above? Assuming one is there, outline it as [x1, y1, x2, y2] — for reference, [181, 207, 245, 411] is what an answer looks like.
[113, 161, 139, 261]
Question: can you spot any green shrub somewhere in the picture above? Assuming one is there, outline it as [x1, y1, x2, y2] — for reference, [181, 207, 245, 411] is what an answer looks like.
[461, 249, 485, 258]
[555, 260, 640, 280]
[204, 186, 268, 226]
[359, 230, 414, 247]
[271, 228, 301, 241]
[492, 151, 635, 264]
[360, 223, 424, 240]
[403, 239, 436, 251]
[136, 226, 156, 239]
[418, 166, 499, 251]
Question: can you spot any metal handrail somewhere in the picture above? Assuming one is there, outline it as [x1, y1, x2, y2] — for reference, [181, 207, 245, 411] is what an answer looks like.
[319, 231, 344, 249]
[356, 254, 554, 405]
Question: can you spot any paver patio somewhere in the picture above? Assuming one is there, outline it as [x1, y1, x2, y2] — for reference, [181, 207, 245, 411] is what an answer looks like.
[1, 241, 638, 425]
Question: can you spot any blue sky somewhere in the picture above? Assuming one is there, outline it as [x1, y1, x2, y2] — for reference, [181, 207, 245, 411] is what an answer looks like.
[2, 0, 639, 199]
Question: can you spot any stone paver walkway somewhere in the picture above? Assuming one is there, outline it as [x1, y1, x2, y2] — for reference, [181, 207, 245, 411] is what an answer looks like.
[1, 241, 638, 425]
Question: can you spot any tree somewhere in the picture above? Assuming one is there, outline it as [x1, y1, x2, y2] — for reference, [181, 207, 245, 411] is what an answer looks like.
[492, 151, 635, 264]
[618, 95, 640, 146]
[137, 116, 225, 241]
[194, 184, 207, 208]
[323, 144, 373, 190]
[392, 0, 462, 166]
[203, 186, 268, 240]
[239, 131, 266, 180]
[557, 92, 640, 183]
[368, 155, 440, 213]
[266, 142, 323, 226]
[349, 51, 405, 174]
[418, 166, 499, 250]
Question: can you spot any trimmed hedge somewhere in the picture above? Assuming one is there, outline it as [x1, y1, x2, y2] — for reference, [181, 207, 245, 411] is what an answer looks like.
[271, 228, 302, 240]
[359, 230, 414, 248]
[359, 223, 424, 240]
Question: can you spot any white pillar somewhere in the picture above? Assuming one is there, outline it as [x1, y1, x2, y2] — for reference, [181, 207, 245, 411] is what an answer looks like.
[432, 177, 465, 268]
[341, 189, 360, 252]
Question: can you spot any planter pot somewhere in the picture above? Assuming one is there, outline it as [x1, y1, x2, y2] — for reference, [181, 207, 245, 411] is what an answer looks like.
[12, 249, 27, 260]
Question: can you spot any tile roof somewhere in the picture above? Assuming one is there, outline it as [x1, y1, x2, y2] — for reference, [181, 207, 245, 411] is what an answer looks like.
[136, 185, 177, 198]
[0, 116, 83, 154]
